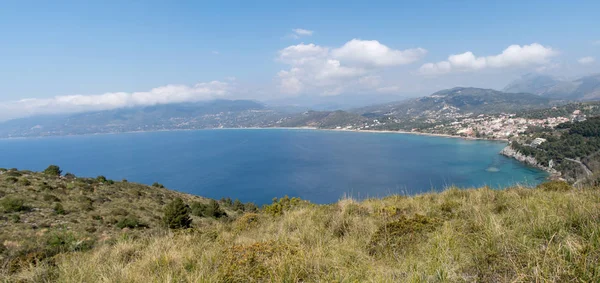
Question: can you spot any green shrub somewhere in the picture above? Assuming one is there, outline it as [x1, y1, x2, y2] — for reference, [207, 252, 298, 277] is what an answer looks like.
[43, 165, 62, 177]
[152, 182, 165, 188]
[64, 172, 76, 179]
[263, 196, 303, 216]
[220, 197, 233, 207]
[10, 214, 20, 223]
[233, 199, 245, 211]
[207, 199, 227, 218]
[244, 202, 259, 212]
[163, 198, 192, 229]
[54, 203, 66, 215]
[18, 178, 31, 186]
[43, 194, 61, 202]
[536, 180, 573, 192]
[96, 176, 108, 183]
[0, 197, 30, 213]
[5, 171, 22, 177]
[116, 217, 146, 229]
[191, 202, 208, 217]
[5, 177, 18, 183]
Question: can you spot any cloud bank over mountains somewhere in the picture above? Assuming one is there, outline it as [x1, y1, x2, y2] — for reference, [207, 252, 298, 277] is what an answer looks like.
[0, 81, 230, 121]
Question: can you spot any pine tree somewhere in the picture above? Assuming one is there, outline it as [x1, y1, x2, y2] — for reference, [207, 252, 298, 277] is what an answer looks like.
[163, 198, 191, 229]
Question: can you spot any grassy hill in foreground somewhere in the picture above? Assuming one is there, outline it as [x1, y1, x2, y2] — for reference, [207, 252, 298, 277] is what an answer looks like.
[1, 168, 600, 282]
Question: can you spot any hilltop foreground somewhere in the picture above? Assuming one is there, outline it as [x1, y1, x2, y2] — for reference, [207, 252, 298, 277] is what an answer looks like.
[1, 168, 600, 282]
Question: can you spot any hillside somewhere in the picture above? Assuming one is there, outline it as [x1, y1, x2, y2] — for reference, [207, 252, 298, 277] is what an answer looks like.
[506, 116, 600, 184]
[2, 168, 600, 282]
[0, 100, 285, 138]
[358, 87, 551, 120]
[504, 73, 600, 101]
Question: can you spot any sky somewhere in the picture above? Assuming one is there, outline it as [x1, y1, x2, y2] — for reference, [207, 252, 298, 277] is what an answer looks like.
[0, 0, 599, 120]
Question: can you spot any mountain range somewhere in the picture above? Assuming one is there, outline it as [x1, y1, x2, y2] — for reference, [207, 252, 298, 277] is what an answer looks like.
[3, 74, 600, 138]
[503, 73, 600, 100]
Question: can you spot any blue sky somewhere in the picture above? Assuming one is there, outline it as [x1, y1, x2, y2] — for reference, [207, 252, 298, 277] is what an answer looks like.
[0, 0, 599, 119]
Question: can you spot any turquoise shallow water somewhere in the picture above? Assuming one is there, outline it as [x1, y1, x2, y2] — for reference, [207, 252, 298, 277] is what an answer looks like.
[0, 129, 547, 204]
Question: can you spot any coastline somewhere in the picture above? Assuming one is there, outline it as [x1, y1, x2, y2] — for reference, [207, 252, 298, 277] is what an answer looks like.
[0, 126, 508, 143]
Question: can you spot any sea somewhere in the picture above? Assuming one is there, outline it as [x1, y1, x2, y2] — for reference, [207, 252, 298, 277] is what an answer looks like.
[0, 129, 547, 205]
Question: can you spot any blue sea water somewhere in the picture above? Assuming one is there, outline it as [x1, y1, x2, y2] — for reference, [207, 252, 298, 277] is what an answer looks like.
[0, 129, 547, 204]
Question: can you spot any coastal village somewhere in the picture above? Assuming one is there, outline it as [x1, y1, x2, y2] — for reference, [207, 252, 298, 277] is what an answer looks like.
[347, 109, 588, 141]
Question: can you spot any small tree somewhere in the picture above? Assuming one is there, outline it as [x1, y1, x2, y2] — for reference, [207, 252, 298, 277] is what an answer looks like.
[207, 199, 226, 218]
[43, 165, 62, 177]
[163, 198, 192, 229]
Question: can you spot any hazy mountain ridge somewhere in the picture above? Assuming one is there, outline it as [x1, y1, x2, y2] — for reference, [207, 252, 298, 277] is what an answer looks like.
[504, 73, 600, 100]
[357, 87, 552, 119]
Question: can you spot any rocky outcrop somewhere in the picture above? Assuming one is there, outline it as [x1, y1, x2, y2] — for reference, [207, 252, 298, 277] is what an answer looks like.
[500, 145, 560, 178]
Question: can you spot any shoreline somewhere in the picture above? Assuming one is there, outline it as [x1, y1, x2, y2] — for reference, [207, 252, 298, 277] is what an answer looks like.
[0, 126, 508, 143]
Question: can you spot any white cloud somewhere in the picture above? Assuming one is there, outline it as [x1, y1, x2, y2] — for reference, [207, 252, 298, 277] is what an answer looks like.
[332, 39, 427, 67]
[293, 28, 313, 36]
[0, 81, 231, 121]
[419, 43, 557, 75]
[578, 56, 595, 65]
[277, 40, 426, 95]
[287, 28, 314, 39]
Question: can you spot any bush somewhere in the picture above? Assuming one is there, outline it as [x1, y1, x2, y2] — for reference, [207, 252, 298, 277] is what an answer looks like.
[191, 202, 208, 217]
[536, 180, 573, 192]
[163, 198, 192, 229]
[43, 165, 62, 177]
[5, 171, 22, 177]
[220, 197, 233, 207]
[152, 182, 165, 188]
[18, 178, 31, 186]
[192, 200, 227, 218]
[43, 194, 61, 202]
[96, 176, 108, 183]
[263, 196, 303, 216]
[64, 172, 76, 179]
[5, 177, 18, 183]
[54, 203, 66, 215]
[244, 202, 258, 213]
[0, 197, 30, 213]
[116, 217, 146, 229]
[207, 200, 227, 218]
[233, 199, 245, 211]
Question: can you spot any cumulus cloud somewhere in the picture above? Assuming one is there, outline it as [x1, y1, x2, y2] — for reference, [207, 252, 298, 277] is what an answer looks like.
[332, 39, 427, 67]
[419, 43, 557, 75]
[277, 40, 425, 95]
[0, 81, 231, 121]
[578, 56, 595, 65]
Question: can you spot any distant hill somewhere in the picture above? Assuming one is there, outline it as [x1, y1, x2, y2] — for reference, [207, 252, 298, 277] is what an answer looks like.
[278, 110, 368, 128]
[504, 73, 600, 100]
[357, 87, 551, 119]
[0, 100, 285, 138]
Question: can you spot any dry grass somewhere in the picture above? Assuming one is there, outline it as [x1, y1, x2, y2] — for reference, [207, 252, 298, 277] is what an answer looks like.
[2, 169, 600, 282]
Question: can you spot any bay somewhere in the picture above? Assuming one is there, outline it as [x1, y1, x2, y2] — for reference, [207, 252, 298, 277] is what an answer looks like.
[0, 129, 547, 204]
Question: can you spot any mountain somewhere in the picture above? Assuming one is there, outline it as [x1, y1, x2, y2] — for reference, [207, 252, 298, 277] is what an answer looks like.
[0, 100, 286, 138]
[504, 73, 600, 100]
[357, 87, 551, 119]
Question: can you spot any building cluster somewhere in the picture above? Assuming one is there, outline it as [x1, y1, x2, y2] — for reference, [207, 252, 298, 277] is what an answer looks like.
[421, 110, 585, 139]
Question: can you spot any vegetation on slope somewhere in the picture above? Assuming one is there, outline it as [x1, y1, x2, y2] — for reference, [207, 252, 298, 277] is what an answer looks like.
[1, 168, 599, 282]
[510, 117, 600, 183]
